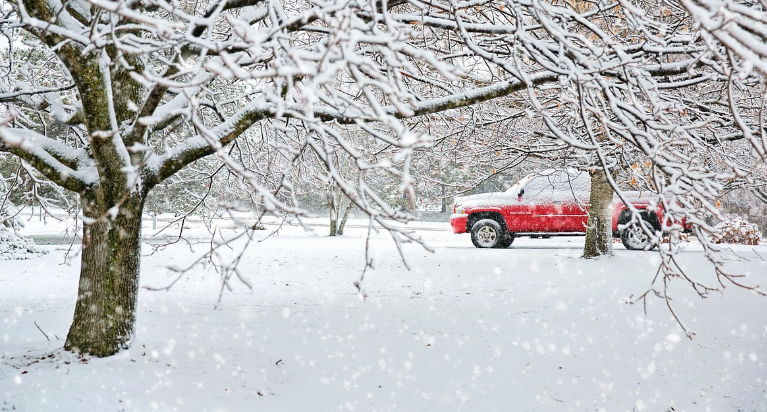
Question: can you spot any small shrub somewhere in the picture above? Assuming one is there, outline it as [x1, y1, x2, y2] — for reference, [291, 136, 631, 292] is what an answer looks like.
[1, 203, 48, 260]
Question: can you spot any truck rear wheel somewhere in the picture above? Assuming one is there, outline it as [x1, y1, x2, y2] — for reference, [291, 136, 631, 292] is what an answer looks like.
[621, 217, 657, 251]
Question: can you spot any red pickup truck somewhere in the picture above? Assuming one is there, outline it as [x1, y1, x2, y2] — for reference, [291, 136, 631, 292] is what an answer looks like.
[450, 170, 673, 250]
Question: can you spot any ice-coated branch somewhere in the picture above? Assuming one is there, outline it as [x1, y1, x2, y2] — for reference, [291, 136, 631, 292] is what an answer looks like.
[142, 99, 277, 190]
[0, 127, 97, 193]
[680, 0, 767, 75]
[0, 83, 77, 101]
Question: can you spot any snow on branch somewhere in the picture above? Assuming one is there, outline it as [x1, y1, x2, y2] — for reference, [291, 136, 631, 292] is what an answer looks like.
[0, 127, 97, 192]
[681, 0, 767, 75]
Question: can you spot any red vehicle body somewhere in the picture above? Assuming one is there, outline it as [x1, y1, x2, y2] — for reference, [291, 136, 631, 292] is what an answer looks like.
[450, 170, 682, 250]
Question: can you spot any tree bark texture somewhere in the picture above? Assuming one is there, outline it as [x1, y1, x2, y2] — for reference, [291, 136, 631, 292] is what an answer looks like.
[328, 182, 352, 236]
[441, 184, 446, 213]
[337, 200, 353, 235]
[329, 217, 338, 236]
[328, 184, 339, 236]
[64, 196, 144, 356]
[583, 170, 614, 258]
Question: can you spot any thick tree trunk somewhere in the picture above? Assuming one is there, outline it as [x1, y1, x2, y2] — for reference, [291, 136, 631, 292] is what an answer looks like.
[64, 195, 144, 357]
[583, 170, 614, 258]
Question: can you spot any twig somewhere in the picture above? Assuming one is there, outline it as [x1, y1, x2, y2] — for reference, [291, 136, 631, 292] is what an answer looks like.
[663, 277, 695, 339]
[354, 218, 376, 300]
[34, 321, 50, 341]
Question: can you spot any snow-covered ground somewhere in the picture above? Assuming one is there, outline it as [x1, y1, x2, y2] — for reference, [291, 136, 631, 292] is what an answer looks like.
[2, 212, 766, 411]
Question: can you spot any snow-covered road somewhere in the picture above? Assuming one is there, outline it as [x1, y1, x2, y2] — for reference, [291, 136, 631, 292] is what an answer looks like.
[2, 219, 766, 411]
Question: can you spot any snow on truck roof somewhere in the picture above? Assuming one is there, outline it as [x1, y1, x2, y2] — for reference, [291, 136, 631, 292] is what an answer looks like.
[505, 169, 590, 195]
[455, 169, 658, 206]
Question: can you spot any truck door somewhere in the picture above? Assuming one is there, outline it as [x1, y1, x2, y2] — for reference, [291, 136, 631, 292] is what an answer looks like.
[524, 176, 565, 231]
[552, 173, 590, 232]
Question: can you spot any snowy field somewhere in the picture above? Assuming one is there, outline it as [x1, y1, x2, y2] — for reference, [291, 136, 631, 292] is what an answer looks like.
[2, 213, 766, 412]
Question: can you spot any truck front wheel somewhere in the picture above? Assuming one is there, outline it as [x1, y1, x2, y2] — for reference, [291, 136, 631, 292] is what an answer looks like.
[471, 219, 511, 248]
[496, 233, 515, 248]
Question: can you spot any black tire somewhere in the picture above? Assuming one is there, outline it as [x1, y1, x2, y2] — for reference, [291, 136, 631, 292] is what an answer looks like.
[470, 219, 507, 248]
[621, 217, 657, 251]
[496, 233, 515, 248]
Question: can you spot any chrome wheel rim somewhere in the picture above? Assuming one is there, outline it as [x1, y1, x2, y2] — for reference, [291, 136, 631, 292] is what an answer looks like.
[476, 226, 498, 247]
[626, 226, 650, 249]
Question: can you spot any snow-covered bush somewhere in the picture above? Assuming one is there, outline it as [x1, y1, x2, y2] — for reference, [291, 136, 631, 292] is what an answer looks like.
[720, 187, 767, 237]
[712, 218, 761, 245]
[0, 203, 47, 260]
